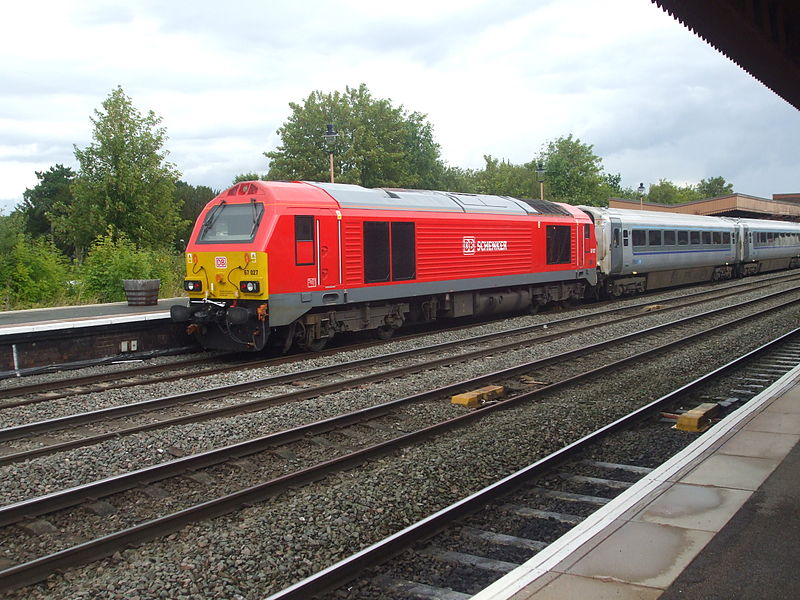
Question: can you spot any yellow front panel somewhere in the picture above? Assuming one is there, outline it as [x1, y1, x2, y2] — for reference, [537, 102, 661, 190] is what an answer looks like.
[184, 251, 268, 300]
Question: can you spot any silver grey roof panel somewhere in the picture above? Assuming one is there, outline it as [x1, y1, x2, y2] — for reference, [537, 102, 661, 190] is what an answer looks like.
[307, 182, 560, 215]
[308, 182, 463, 212]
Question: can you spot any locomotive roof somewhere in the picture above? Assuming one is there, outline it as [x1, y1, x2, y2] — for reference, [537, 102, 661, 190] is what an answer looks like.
[307, 182, 572, 217]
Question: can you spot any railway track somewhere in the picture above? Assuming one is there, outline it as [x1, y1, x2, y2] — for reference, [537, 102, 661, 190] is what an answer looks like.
[267, 329, 800, 600]
[2, 282, 799, 465]
[1, 270, 798, 408]
[1, 294, 798, 593]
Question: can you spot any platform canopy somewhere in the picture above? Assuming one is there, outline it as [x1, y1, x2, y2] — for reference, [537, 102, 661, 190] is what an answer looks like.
[652, 0, 800, 111]
[610, 193, 800, 221]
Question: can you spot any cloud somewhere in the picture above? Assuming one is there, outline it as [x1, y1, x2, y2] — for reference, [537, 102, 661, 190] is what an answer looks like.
[1, 0, 798, 209]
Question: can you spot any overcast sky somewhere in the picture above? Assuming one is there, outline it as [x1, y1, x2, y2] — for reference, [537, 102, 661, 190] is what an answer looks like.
[2, 0, 798, 214]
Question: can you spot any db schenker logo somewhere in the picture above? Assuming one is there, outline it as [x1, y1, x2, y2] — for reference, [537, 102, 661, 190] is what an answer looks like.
[463, 236, 508, 255]
[215, 256, 228, 269]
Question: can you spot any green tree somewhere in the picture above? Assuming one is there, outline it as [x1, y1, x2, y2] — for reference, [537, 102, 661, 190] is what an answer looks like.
[436, 164, 479, 193]
[471, 156, 536, 198]
[0, 216, 71, 309]
[646, 179, 702, 204]
[233, 172, 262, 184]
[536, 135, 607, 206]
[80, 230, 182, 302]
[17, 165, 75, 246]
[696, 176, 734, 198]
[266, 84, 444, 189]
[174, 181, 217, 248]
[54, 87, 182, 258]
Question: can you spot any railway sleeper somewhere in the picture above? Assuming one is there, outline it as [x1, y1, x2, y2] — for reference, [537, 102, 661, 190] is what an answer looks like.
[373, 575, 472, 600]
[420, 548, 519, 574]
[499, 504, 583, 525]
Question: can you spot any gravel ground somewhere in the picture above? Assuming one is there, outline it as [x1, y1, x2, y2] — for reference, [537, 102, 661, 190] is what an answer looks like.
[4, 294, 799, 600]
[1, 279, 796, 501]
[2, 276, 796, 433]
[340, 409, 707, 600]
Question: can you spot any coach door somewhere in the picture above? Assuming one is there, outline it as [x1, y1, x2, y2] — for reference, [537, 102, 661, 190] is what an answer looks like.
[610, 217, 624, 274]
[740, 224, 751, 262]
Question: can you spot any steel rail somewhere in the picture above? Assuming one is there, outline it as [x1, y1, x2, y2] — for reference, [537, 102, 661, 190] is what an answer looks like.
[1, 286, 799, 467]
[1, 301, 798, 593]
[2, 271, 797, 407]
[265, 326, 800, 600]
[0, 355, 215, 402]
[3, 278, 799, 443]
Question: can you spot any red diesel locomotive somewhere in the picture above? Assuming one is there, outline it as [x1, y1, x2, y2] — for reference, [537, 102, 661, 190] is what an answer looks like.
[170, 180, 597, 351]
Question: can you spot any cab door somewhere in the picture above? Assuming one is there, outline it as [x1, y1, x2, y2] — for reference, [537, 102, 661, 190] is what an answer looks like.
[316, 210, 341, 288]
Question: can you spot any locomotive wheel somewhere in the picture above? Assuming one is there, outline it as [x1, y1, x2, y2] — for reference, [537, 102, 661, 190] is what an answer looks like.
[293, 321, 330, 352]
[374, 325, 395, 340]
[301, 338, 328, 352]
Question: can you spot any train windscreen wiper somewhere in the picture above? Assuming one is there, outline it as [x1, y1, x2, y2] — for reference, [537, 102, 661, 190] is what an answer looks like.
[249, 198, 264, 237]
[201, 199, 226, 234]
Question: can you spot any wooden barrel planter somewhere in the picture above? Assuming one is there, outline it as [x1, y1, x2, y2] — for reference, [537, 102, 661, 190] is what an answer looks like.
[122, 279, 161, 306]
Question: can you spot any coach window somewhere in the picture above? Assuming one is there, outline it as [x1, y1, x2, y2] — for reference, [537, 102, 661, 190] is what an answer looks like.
[391, 222, 416, 281]
[677, 231, 688, 245]
[295, 215, 315, 265]
[664, 230, 676, 245]
[712, 231, 722, 244]
[632, 230, 646, 246]
[723, 232, 731, 244]
[546, 225, 572, 264]
[364, 222, 390, 283]
[702, 231, 711, 245]
[690, 231, 700, 245]
[648, 230, 662, 246]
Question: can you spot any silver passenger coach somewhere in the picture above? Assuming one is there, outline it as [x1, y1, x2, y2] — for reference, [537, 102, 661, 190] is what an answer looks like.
[582, 207, 800, 297]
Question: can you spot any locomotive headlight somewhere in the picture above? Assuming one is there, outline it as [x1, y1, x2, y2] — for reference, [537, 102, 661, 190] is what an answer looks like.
[240, 281, 260, 294]
[184, 280, 203, 292]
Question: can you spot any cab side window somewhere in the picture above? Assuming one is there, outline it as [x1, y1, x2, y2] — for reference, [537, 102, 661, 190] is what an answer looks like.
[295, 215, 315, 265]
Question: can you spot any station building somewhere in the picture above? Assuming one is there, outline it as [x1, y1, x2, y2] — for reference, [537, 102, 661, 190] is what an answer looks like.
[610, 193, 800, 222]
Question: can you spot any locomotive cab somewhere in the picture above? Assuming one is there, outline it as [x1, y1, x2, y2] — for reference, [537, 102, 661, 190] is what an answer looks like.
[171, 184, 271, 351]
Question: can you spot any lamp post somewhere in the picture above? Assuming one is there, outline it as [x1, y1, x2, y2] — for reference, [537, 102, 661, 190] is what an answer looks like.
[638, 182, 645, 210]
[323, 123, 338, 183]
[536, 162, 546, 201]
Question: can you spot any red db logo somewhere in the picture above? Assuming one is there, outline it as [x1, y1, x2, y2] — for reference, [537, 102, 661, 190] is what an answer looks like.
[215, 256, 228, 269]
[463, 236, 476, 255]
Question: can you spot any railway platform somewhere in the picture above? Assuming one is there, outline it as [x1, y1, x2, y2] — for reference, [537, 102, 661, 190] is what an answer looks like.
[0, 298, 193, 375]
[0, 297, 186, 333]
[474, 363, 800, 600]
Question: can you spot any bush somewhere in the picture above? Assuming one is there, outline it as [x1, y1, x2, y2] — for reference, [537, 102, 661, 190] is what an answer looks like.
[80, 231, 183, 302]
[0, 234, 72, 309]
